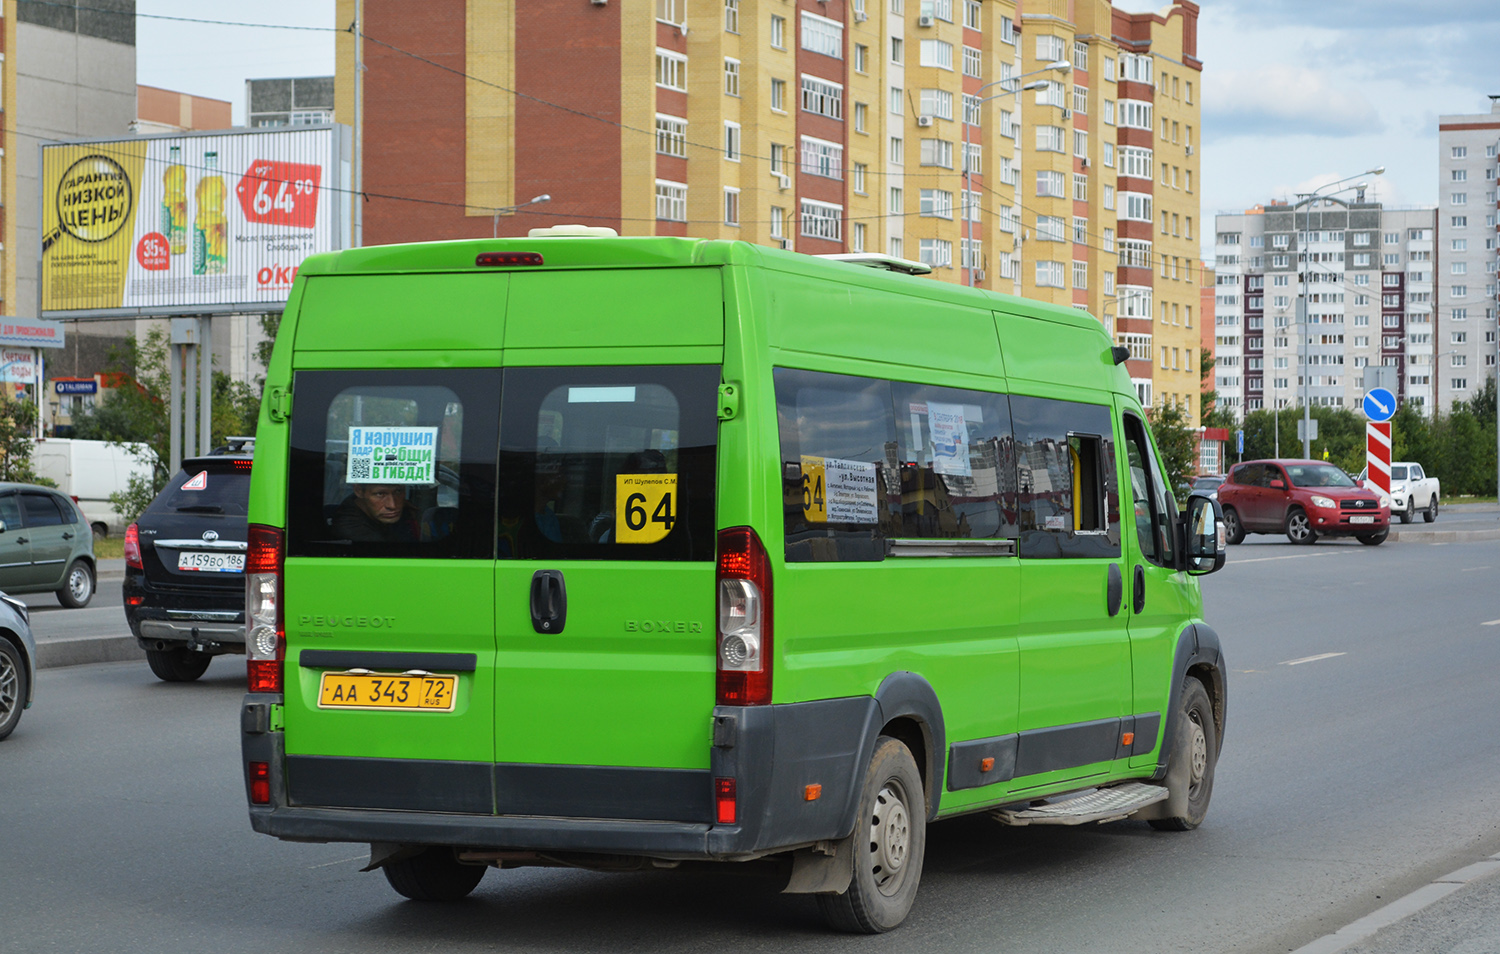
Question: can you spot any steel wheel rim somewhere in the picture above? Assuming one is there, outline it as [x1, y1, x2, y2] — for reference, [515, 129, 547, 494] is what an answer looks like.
[1288, 513, 1309, 540]
[868, 779, 913, 898]
[1186, 712, 1208, 797]
[0, 651, 17, 724]
[69, 567, 90, 601]
[1225, 511, 1239, 536]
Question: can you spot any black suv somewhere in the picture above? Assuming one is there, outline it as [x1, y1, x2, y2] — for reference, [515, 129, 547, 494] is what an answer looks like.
[123, 440, 252, 682]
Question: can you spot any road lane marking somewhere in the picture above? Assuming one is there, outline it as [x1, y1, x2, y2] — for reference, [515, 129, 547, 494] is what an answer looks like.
[1483, 619, 1500, 627]
[1280, 652, 1347, 666]
[1461, 566, 1493, 572]
[1233, 552, 1334, 564]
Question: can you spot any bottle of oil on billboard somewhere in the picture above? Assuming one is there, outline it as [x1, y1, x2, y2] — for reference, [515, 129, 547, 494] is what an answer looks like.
[161, 145, 187, 256]
[192, 151, 227, 275]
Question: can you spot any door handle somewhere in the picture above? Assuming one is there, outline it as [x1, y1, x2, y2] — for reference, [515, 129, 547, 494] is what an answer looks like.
[1106, 563, 1123, 617]
[14, 536, 27, 545]
[529, 570, 567, 634]
[1132, 564, 1146, 614]
[62, 532, 74, 540]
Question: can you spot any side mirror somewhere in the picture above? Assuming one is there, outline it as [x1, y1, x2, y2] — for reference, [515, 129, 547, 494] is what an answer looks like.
[1183, 494, 1225, 575]
[1269, 479, 1285, 490]
[0, 520, 6, 533]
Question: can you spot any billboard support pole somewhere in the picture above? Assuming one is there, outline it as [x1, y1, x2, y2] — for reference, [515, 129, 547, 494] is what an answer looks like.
[169, 342, 182, 475]
[183, 342, 196, 467]
[199, 317, 212, 455]
[35, 350, 44, 438]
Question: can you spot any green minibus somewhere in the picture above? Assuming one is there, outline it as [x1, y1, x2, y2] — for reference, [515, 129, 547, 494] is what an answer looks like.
[241, 230, 1227, 932]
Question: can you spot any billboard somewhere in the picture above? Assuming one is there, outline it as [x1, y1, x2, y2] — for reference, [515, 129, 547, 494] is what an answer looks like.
[40, 125, 348, 317]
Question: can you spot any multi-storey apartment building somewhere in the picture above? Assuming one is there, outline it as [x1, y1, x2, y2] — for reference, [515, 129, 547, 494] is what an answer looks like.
[335, 0, 1200, 420]
[1436, 99, 1500, 412]
[1213, 199, 1438, 420]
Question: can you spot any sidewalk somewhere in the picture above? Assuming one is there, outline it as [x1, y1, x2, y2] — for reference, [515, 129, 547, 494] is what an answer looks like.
[1387, 500, 1500, 543]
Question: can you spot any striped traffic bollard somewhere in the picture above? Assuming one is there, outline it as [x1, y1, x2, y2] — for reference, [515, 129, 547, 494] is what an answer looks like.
[1366, 421, 1392, 495]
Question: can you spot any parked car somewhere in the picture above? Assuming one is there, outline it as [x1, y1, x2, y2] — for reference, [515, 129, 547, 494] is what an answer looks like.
[124, 441, 252, 682]
[1189, 475, 1226, 500]
[1358, 462, 1440, 524]
[0, 593, 36, 740]
[32, 438, 153, 538]
[1218, 459, 1391, 546]
[0, 483, 97, 607]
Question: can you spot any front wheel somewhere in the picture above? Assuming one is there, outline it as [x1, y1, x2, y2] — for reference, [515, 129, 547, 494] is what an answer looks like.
[1400, 500, 1414, 524]
[1222, 507, 1245, 545]
[1285, 508, 1317, 545]
[1424, 496, 1438, 523]
[58, 560, 96, 608]
[383, 847, 487, 901]
[1148, 678, 1218, 831]
[1357, 527, 1389, 546]
[0, 637, 27, 741]
[817, 736, 927, 933]
[146, 648, 212, 682]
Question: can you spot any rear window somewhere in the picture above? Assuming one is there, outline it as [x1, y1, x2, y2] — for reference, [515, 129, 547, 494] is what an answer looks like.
[150, 462, 252, 516]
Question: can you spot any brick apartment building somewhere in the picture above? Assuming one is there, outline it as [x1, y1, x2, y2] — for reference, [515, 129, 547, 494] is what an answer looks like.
[1436, 98, 1500, 413]
[335, 0, 1203, 422]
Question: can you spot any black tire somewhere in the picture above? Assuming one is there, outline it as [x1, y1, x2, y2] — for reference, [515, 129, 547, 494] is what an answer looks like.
[146, 648, 212, 683]
[1222, 507, 1245, 545]
[1424, 496, 1438, 523]
[383, 847, 487, 901]
[91, 522, 108, 540]
[57, 560, 95, 609]
[817, 736, 926, 934]
[1400, 500, 1413, 524]
[1284, 507, 1317, 545]
[1148, 678, 1218, 832]
[0, 637, 26, 741]
[1356, 527, 1389, 546]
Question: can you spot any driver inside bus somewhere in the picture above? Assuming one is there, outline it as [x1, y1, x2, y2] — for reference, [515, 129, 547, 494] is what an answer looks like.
[333, 483, 421, 542]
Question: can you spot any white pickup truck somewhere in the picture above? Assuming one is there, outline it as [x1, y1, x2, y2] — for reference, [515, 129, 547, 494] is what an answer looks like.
[1361, 461, 1439, 524]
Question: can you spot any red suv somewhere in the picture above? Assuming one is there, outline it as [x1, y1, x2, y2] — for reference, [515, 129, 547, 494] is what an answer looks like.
[1218, 459, 1391, 546]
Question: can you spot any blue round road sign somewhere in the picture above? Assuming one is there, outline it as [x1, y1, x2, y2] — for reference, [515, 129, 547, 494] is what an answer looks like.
[1363, 387, 1397, 423]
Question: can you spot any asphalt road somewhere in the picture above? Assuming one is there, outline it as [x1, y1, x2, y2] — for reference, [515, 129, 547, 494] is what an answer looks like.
[18, 576, 126, 640]
[3, 536, 1500, 953]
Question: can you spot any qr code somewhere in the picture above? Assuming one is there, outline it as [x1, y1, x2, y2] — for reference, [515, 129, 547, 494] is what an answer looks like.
[348, 456, 372, 480]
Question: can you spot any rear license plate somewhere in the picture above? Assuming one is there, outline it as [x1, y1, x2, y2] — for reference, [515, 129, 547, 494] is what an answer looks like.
[317, 671, 458, 711]
[1349, 515, 1376, 524]
[177, 551, 245, 572]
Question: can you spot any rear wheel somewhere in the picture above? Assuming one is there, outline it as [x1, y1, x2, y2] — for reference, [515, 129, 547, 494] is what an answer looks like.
[91, 522, 108, 540]
[383, 847, 488, 901]
[146, 648, 212, 683]
[1424, 496, 1438, 523]
[1221, 507, 1245, 545]
[817, 736, 926, 934]
[0, 638, 26, 741]
[1357, 527, 1389, 546]
[1285, 508, 1316, 545]
[1148, 678, 1218, 831]
[57, 560, 95, 609]
[1400, 500, 1414, 524]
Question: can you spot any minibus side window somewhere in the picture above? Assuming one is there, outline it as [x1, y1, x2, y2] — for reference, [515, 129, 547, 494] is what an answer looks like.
[1122, 413, 1177, 568]
[774, 368, 898, 563]
[889, 382, 1018, 541]
[497, 365, 719, 562]
[1009, 395, 1121, 559]
[286, 369, 499, 559]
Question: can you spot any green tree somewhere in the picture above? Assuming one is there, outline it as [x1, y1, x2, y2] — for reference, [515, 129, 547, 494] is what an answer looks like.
[0, 391, 40, 482]
[1464, 376, 1498, 496]
[1145, 399, 1197, 495]
[1198, 348, 1237, 430]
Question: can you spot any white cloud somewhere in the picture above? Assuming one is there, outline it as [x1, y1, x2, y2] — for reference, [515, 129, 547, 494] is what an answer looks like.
[1204, 67, 1384, 140]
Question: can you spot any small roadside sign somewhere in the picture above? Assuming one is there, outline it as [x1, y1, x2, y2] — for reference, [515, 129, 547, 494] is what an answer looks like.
[1363, 387, 1397, 423]
[1235, 429, 1244, 454]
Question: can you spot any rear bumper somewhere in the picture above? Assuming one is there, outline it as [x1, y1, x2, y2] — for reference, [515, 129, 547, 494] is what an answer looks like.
[125, 569, 245, 652]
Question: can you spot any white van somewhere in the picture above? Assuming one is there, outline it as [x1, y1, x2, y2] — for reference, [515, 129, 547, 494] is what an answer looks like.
[31, 438, 153, 537]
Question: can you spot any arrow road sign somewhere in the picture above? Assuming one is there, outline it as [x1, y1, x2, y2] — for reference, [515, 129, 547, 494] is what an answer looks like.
[1363, 387, 1396, 423]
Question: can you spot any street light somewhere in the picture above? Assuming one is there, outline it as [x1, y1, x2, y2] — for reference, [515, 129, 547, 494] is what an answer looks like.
[963, 60, 1070, 287]
[1291, 166, 1384, 456]
[493, 193, 552, 237]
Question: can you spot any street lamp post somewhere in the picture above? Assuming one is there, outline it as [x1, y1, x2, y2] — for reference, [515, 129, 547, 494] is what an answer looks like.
[493, 194, 552, 237]
[1291, 167, 1384, 457]
[963, 61, 1070, 288]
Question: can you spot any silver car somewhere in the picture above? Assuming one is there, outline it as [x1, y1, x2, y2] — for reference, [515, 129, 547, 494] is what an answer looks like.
[0, 593, 36, 739]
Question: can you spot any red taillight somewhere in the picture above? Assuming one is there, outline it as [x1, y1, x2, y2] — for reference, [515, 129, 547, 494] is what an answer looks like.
[246, 524, 284, 693]
[715, 777, 737, 824]
[124, 523, 143, 569]
[249, 761, 270, 805]
[716, 527, 772, 706]
[476, 251, 544, 267]
[231, 459, 253, 471]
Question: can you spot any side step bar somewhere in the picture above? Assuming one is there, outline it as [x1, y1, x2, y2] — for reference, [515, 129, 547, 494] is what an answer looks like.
[990, 781, 1168, 827]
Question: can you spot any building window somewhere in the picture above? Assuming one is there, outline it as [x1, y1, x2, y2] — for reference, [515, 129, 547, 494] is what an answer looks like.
[919, 189, 953, 219]
[922, 0, 954, 21]
[999, 15, 1014, 44]
[655, 180, 687, 221]
[852, 221, 866, 253]
[964, 0, 981, 29]
[801, 12, 844, 58]
[656, 0, 684, 25]
[1036, 34, 1065, 62]
[1118, 100, 1152, 130]
[724, 121, 741, 161]
[891, 36, 903, 64]
[1036, 125, 1065, 152]
[1103, 99, 1115, 125]
[889, 136, 904, 165]
[854, 44, 868, 73]
[723, 188, 740, 226]
[961, 238, 982, 269]
[1073, 174, 1088, 202]
[920, 39, 953, 69]
[1072, 84, 1089, 114]
[889, 186, 903, 213]
[1036, 170, 1065, 197]
[655, 50, 687, 91]
[800, 136, 844, 179]
[655, 115, 687, 157]
[801, 75, 844, 120]
[800, 200, 842, 240]
[771, 78, 786, 111]
[724, 58, 741, 95]
[1120, 191, 1152, 222]
[853, 163, 867, 194]
[1103, 185, 1115, 210]
[1072, 40, 1089, 72]
[1119, 146, 1152, 179]
[1035, 260, 1065, 288]
[919, 88, 954, 120]
[724, 0, 740, 33]
[919, 238, 953, 268]
[920, 138, 954, 168]
[770, 207, 785, 239]
[1072, 261, 1088, 289]
[771, 14, 785, 48]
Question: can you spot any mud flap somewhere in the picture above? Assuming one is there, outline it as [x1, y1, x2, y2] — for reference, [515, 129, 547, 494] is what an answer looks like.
[783, 837, 854, 895]
[1134, 705, 1192, 822]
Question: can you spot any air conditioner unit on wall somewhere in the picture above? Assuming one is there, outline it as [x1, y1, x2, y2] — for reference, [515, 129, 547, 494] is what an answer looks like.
[1061, 108, 1071, 120]
[974, 269, 986, 282]
[779, 238, 793, 249]
[1186, 145, 1195, 156]
[855, 11, 868, 21]
[917, 115, 933, 127]
[1081, 157, 1090, 168]
[777, 173, 791, 190]
[918, 14, 935, 27]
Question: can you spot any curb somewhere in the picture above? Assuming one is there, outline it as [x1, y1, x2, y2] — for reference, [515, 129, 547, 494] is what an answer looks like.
[1290, 853, 1500, 954]
[35, 635, 144, 670]
[1388, 527, 1500, 543]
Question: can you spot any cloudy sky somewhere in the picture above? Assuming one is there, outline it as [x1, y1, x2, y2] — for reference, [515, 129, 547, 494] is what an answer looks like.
[141, 1, 1500, 257]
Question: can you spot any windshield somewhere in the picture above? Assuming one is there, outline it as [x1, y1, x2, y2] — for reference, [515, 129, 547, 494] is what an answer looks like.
[150, 463, 252, 515]
[1192, 477, 1222, 489]
[1390, 465, 1409, 480]
[1285, 463, 1357, 489]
